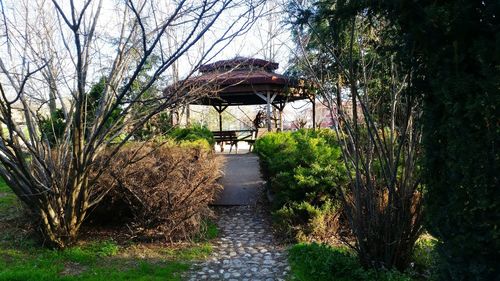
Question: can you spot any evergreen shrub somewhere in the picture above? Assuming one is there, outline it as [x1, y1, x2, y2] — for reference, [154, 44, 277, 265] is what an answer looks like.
[254, 129, 348, 241]
[168, 124, 215, 146]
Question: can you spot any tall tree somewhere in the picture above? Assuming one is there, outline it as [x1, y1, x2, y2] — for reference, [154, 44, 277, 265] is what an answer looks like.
[0, 0, 264, 248]
[382, 0, 499, 279]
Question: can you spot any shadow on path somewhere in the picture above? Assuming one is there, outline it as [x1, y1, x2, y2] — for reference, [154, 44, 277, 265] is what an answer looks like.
[213, 154, 264, 206]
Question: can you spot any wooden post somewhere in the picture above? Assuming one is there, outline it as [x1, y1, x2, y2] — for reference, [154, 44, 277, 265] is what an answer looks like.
[256, 92, 277, 132]
[213, 105, 227, 151]
[266, 91, 272, 131]
[213, 105, 227, 131]
[279, 109, 283, 131]
[219, 110, 222, 133]
[311, 94, 316, 130]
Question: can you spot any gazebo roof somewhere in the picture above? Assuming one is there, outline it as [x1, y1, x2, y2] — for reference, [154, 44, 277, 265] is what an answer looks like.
[174, 57, 312, 106]
[199, 57, 279, 72]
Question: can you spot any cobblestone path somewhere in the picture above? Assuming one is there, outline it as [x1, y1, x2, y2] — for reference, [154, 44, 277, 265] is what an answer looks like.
[186, 206, 290, 281]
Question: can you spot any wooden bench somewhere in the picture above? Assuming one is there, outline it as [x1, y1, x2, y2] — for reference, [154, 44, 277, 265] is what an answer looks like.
[212, 131, 238, 152]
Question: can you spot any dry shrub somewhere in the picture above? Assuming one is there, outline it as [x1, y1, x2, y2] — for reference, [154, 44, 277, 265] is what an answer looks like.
[273, 200, 346, 244]
[90, 141, 223, 241]
[343, 182, 423, 270]
[296, 209, 343, 245]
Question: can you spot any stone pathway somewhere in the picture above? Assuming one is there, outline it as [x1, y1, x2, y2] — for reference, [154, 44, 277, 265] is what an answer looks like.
[186, 205, 290, 280]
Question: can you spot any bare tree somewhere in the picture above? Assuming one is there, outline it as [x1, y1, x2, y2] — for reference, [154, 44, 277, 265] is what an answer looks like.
[289, 1, 423, 270]
[0, 0, 264, 248]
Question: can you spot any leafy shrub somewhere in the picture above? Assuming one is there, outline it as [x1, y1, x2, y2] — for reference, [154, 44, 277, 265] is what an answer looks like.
[168, 124, 215, 146]
[178, 138, 212, 151]
[410, 235, 438, 280]
[90, 140, 223, 240]
[255, 129, 347, 205]
[254, 129, 347, 241]
[288, 243, 412, 281]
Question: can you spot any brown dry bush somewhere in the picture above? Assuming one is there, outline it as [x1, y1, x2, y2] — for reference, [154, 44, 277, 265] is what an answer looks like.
[89, 141, 223, 241]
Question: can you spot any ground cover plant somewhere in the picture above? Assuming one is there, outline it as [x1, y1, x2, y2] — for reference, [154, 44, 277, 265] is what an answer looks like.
[254, 129, 348, 242]
[288, 243, 410, 281]
[288, 240, 438, 281]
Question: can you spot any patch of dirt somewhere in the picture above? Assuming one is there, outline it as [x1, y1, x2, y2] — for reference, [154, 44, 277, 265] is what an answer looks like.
[60, 261, 88, 276]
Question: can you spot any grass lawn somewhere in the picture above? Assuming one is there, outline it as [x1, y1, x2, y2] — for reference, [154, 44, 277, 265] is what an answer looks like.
[0, 178, 212, 281]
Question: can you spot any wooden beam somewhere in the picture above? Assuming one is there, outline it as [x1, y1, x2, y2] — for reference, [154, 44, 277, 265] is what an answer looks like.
[271, 101, 286, 111]
[212, 105, 228, 113]
[256, 92, 277, 104]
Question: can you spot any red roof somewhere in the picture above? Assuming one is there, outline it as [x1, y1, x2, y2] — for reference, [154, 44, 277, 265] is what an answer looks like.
[199, 57, 279, 73]
[165, 57, 313, 106]
[187, 69, 293, 87]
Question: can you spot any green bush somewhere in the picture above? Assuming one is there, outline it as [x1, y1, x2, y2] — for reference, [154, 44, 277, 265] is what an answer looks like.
[168, 124, 215, 146]
[289, 243, 412, 281]
[254, 129, 347, 241]
[410, 236, 438, 280]
[39, 109, 66, 145]
[133, 112, 172, 140]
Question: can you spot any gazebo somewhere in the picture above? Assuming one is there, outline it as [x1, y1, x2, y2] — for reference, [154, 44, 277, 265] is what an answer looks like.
[171, 57, 316, 148]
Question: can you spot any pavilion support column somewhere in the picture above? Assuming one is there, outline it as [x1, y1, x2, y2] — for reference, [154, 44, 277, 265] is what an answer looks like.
[310, 94, 316, 130]
[219, 112, 222, 133]
[272, 101, 286, 132]
[266, 91, 272, 131]
[213, 105, 228, 151]
[279, 110, 283, 131]
[256, 91, 278, 132]
[213, 105, 228, 132]
[185, 104, 190, 126]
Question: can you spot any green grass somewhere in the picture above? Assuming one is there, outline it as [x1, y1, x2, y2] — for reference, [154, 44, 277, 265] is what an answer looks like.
[160, 243, 213, 260]
[0, 237, 212, 281]
[194, 220, 219, 242]
[0, 177, 218, 281]
[0, 177, 10, 193]
[0, 178, 20, 217]
[0, 240, 191, 281]
[288, 243, 413, 281]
